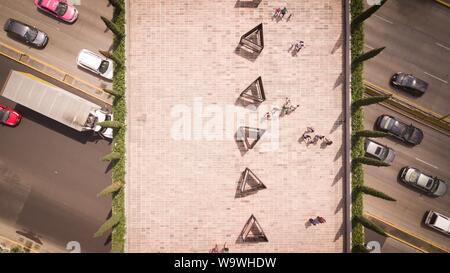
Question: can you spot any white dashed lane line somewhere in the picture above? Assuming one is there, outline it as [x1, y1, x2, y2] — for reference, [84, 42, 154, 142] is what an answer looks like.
[435, 42, 450, 51]
[424, 72, 448, 84]
[374, 15, 394, 24]
[415, 157, 439, 170]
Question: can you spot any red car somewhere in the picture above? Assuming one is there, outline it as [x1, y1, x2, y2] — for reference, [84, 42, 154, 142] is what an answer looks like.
[0, 104, 22, 126]
[34, 0, 78, 23]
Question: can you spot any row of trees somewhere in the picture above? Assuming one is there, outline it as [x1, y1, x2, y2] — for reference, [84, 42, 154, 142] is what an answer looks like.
[349, 0, 391, 253]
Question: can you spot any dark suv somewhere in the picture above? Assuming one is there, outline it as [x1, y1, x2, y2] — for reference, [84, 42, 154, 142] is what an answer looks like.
[391, 72, 428, 96]
[376, 115, 423, 145]
[4, 18, 48, 48]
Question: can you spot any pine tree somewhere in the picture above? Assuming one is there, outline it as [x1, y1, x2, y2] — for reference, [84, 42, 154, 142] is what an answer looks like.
[103, 88, 122, 97]
[352, 95, 391, 110]
[101, 16, 124, 38]
[352, 47, 386, 72]
[101, 151, 121, 162]
[356, 185, 396, 201]
[354, 130, 390, 138]
[351, 0, 388, 33]
[94, 214, 121, 238]
[99, 50, 123, 67]
[97, 120, 123, 129]
[353, 156, 390, 167]
[354, 215, 387, 237]
[97, 182, 123, 197]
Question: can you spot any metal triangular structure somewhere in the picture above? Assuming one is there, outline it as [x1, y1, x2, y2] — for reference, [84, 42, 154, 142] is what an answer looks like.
[239, 23, 264, 52]
[239, 77, 266, 105]
[237, 168, 267, 197]
[237, 126, 265, 150]
[238, 214, 268, 243]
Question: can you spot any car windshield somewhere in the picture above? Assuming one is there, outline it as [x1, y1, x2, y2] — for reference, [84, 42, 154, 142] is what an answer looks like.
[100, 114, 112, 134]
[98, 60, 110, 74]
[430, 178, 441, 192]
[391, 121, 407, 136]
[429, 214, 437, 225]
[403, 125, 415, 140]
[25, 28, 38, 42]
[374, 147, 382, 156]
[55, 2, 68, 16]
[0, 110, 9, 123]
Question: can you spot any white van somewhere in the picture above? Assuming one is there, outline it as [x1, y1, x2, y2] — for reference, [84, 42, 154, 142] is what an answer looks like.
[77, 49, 113, 80]
[424, 210, 450, 236]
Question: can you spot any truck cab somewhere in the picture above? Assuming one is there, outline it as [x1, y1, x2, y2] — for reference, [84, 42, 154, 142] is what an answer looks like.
[84, 109, 113, 139]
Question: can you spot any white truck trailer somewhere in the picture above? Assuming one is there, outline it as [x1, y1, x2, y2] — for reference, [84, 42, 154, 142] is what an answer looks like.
[0, 70, 112, 139]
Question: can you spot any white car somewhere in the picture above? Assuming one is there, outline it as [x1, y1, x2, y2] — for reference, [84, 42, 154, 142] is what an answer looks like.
[424, 210, 450, 236]
[94, 110, 113, 139]
[364, 138, 396, 163]
[76, 49, 113, 80]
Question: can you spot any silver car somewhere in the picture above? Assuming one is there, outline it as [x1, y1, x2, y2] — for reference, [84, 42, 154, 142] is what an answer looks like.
[364, 138, 396, 163]
[400, 167, 447, 197]
[76, 49, 113, 80]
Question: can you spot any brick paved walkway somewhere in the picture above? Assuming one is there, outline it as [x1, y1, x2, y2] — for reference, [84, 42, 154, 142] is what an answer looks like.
[126, 0, 345, 252]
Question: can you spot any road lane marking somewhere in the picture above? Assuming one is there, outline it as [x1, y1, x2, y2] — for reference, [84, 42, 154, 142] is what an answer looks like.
[435, 42, 450, 51]
[366, 212, 449, 253]
[415, 157, 439, 169]
[424, 72, 448, 84]
[364, 44, 375, 50]
[374, 15, 394, 24]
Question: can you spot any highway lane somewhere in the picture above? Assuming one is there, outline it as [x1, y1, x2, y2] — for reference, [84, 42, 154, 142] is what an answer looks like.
[0, 0, 113, 89]
[363, 104, 450, 251]
[364, 0, 450, 115]
[0, 50, 112, 253]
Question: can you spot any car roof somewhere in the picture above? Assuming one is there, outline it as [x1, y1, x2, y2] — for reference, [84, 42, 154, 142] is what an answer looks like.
[6, 19, 29, 36]
[365, 139, 385, 154]
[78, 50, 102, 69]
[416, 173, 433, 189]
[433, 213, 450, 231]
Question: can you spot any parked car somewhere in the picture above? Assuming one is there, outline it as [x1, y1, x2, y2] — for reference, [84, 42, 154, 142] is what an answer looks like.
[391, 72, 428, 96]
[3, 18, 48, 48]
[424, 210, 450, 236]
[376, 115, 423, 145]
[0, 104, 22, 126]
[76, 49, 114, 80]
[400, 167, 448, 197]
[34, 0, 78, 23]
[364, 138, 396, 163]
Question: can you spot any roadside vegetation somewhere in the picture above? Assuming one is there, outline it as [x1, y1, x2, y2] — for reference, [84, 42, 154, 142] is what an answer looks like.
[94, 0, 126, 253]
[350, 0, 393, 252]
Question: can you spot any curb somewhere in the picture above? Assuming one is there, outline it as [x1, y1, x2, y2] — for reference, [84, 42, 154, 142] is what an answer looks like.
[0, 42, 113, 107]
[435, 0, 450, 8]
[366, 212, 449, 253]
[364, 81, 450, 136]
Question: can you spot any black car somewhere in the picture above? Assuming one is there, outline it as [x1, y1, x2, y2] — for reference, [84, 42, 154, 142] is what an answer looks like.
[391, 72, 428, 96]
[3, 18, 48, 48]
[376, 115, 423, 145]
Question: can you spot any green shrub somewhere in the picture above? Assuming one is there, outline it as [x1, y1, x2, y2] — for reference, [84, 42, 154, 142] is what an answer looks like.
[353, 215, 387, 237]
[94, 214, 122, 238]
[352, 47, 386, 72]
[97, 120, 123, 129]
[101, 16, 124, 39]
[354, 130, 390, 138]
[103, 88, 122, 97]
[101, 151, 121, 162]
[356, 185, 396, 201]
[97, 182, 123, 198]
[351, 244, 370, 253]
[351, 95, 391, 111]
[353, 156, 391, 167]
[351, 0, 387, 32]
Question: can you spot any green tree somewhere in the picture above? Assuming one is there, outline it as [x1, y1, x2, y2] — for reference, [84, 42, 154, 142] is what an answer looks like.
[101, 151, 121, 162]
[353, 215, 387, 237]
[352, 95, 391, 110]
[352, 47, 386, 72]
[108, 0, 124, 12]
[94, 214, 121, 238]
[97, 182, 123, 197]
[97, 120, 122, 129]
[351, 0, 388, 33]
[355, 185, 396, 201]
[353, 156, 390, 167]
[99, 50, 123, 67]
[101, 16, 124, 38]
[103, 88, 122, 97]
[354, 130, 390, 138]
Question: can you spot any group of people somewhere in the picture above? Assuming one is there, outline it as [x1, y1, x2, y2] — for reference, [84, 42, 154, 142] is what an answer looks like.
[273, 7, 290, 20]
[301, 127, 333, 146]
[264, 97, 300, 120]
[309, 216, 326, 226]
[209, 243, 229, 253]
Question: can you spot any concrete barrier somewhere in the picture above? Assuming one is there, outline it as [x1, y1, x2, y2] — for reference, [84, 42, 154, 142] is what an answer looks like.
[364, 81, 450, 136]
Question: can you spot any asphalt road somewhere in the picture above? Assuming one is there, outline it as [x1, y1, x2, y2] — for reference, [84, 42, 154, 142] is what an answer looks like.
[0, 52, 112, 253]
[363, 104, 450, 251]
[0, 0, 114, 89]
[364, 0, 450, 115]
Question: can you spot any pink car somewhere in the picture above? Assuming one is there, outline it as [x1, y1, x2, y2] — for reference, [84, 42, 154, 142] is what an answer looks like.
[34, 0, 78, 23]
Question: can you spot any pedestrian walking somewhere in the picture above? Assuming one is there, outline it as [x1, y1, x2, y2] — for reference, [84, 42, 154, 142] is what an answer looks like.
[220, 243, 229, 253]
[280, 7, 288, 18]
[306, 127, 315, 133]
[287, 104, 300, 114]
[317, 216, 326, 224]
[309, 218, 317, 226]
[302, 132, 312, 142]
[295, 40, 305, 52]
[273, 7, 281, 18]
[323, 137, 333, 146]
[210, 244, 219, 253]
[264, 111, 272, 120]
